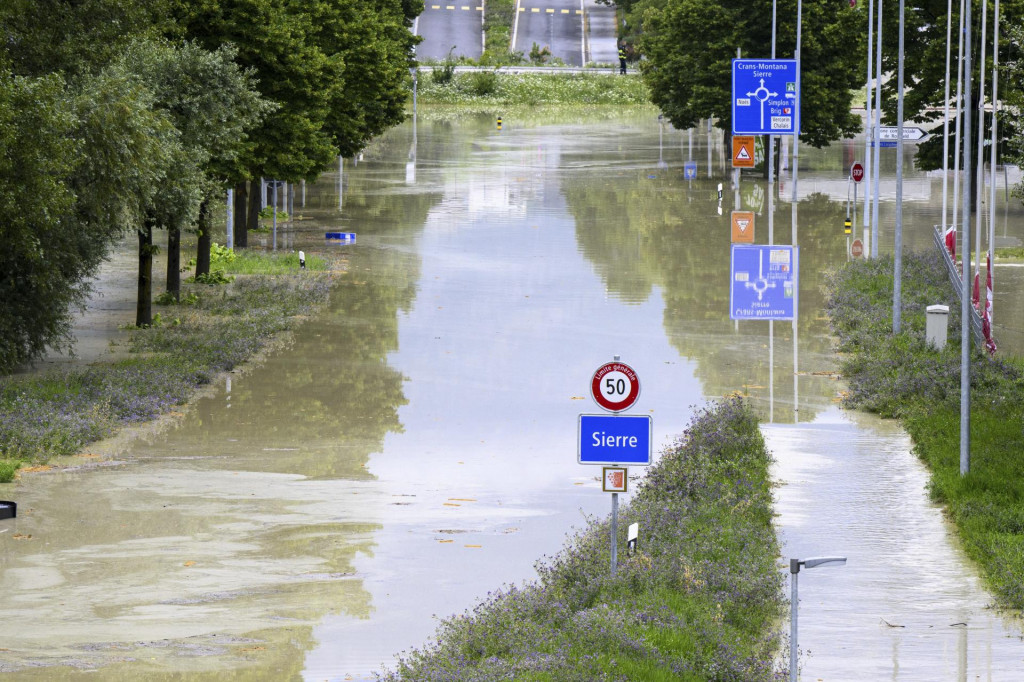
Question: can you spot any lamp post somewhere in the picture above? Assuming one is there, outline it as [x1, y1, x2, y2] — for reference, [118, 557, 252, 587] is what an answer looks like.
[789, 556, 847, 682]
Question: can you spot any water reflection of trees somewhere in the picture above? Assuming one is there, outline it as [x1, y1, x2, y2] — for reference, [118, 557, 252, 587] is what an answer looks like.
[564, 155, 851, 421]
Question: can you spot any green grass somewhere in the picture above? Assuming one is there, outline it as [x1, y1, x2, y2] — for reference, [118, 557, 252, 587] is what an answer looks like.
[416, 71, 650, 106]
[0, 259, 336, 478]
[222, 250, 328, 275]
[827, 251, 1024, 608]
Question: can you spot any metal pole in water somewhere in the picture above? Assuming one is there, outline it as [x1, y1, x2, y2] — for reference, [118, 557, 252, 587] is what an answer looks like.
[790, 561, 799, 682]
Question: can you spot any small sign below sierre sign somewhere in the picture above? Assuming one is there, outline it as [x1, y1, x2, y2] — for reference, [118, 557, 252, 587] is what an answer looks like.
[602, 467, 627, 493]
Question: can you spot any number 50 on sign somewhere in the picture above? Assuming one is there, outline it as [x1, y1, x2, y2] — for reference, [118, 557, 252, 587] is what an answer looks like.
[591, 362, 640, 412]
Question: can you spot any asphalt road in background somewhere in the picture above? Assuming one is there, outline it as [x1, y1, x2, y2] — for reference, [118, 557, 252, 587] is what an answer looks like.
[415, 1, 484, 61]
[513, 0, 584, 67]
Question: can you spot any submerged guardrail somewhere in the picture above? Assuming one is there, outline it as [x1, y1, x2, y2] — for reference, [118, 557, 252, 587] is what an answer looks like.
[932, 225, 985, 348]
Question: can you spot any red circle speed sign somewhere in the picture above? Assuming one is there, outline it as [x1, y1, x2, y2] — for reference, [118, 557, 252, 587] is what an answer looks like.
[851, 162, 865, 183]
[591, 362, 640, 412]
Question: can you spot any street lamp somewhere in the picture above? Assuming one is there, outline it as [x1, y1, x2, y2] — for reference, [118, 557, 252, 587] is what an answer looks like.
[789, 555, 846, 682]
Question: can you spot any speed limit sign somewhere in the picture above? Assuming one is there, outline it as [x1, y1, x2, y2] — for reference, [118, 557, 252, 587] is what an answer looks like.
[591, 362, 640, 413]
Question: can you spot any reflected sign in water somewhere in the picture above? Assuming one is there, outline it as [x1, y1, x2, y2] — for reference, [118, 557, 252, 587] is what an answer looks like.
[730, 244, 799, 320]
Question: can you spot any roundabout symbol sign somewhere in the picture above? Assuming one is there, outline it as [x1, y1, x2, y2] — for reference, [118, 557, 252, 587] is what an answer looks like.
[591, 362, 640, 413]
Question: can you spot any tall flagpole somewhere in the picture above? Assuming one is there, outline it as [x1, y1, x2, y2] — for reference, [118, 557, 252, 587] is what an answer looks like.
[952, 0, 965, 233]
[864, 0, 875, 245]
[942, 0, 953, 232]
[975, 0, 988, 278]
[870, 0, 884, 258]
[893, 0, 905, 333]
[989, 0, 999, 290]
[960, 0, 973, 476]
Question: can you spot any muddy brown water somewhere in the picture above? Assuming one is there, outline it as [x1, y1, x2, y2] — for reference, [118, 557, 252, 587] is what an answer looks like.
[2, 110, 1023, 680]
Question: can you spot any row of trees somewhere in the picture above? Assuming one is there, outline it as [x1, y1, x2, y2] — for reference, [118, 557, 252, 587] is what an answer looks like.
[623, 0, 1024, 169]
[0, 0, 419, 372]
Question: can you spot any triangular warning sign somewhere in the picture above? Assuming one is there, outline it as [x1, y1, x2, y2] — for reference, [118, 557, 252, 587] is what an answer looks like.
[736, 219, 750, 232]
[736, 147, 751, 161]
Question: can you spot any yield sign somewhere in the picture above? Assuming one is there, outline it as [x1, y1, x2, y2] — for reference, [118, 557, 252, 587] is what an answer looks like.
[731, 211, 755, 243]
[732, 136, 756, 168]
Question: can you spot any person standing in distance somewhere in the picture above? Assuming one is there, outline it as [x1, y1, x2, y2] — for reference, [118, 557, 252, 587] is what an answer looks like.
[618, 45, 627, 74]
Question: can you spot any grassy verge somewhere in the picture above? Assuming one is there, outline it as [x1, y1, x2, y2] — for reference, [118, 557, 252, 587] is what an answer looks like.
[376, 397, 785, 681]
[826, 251, 1024, 608]
[0, 249, 336, 481]
[417, 71, 649, 106]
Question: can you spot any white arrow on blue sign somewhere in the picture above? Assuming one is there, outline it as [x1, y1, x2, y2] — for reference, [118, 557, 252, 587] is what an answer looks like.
[578, 414, 652, 466]
[732, 59, 799, 136]
[730, 244, 799, 320]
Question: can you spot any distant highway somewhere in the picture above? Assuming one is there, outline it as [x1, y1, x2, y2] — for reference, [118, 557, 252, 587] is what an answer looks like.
[512, 0, 584, 67]
[414, 1, 484, 61]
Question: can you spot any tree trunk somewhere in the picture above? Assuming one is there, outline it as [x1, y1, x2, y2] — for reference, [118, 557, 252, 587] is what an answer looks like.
[195, 200, 212, 277]
[246, 179, 261, 247]
[136, 220, 154, 327]
[166, 226, 180, 301]
[234, 181, 248, 248]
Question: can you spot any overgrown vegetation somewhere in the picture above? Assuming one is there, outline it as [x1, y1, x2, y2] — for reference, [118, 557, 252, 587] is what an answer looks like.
[417, 71, 649, 106]
[480, 0, 521, 65]
[377, 397, 786, 681]
[0, 251, 335, 481]
[826, 251, 1024, 608]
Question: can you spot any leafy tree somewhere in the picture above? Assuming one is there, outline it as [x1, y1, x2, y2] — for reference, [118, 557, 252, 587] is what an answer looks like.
[114, 40, 270, 304]
[637, 0, 864, 148]
[891, 1, 1024, 178]
[0, 0, 173, 79]
[311, 0, 420, 157]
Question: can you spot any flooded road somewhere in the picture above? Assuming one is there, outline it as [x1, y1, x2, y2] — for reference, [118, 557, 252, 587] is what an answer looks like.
[2, 110, 1024, 679]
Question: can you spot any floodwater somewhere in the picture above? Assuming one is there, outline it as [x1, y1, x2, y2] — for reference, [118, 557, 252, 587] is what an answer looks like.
[2, 110, 1024, 680]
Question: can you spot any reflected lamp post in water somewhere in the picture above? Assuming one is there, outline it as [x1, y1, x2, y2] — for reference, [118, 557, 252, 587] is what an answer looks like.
[789, 555, 846, 682]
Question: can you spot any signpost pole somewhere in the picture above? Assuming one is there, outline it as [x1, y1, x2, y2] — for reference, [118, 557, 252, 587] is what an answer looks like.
[610, 492, 619, 576]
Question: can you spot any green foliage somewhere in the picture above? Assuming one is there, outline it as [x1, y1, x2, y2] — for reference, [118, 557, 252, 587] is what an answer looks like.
[192, 271, 234, 285]
[529, 43, 552, 65]
[417, 71, 650, 106]
[0, 460, 21, 483]
[223, 250, 328, 275]
[826, 250, 1024, 608]
[258, 207, 289, 221]
[156, 291, 199, 305]
[637, 0, 863, 147]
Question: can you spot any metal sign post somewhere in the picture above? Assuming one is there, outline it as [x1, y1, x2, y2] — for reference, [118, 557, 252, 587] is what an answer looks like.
[579, 358, 652, 577]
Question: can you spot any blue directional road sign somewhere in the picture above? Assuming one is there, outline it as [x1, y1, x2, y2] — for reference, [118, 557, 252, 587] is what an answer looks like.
[578, 414, 652, 466]
[683, 162, 698, 180]
[730, 244, 799, 320]
[732, 59, 799, 136]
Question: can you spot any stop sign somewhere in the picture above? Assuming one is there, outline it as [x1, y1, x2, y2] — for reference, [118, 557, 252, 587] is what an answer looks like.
[851, 162, 865, 183]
